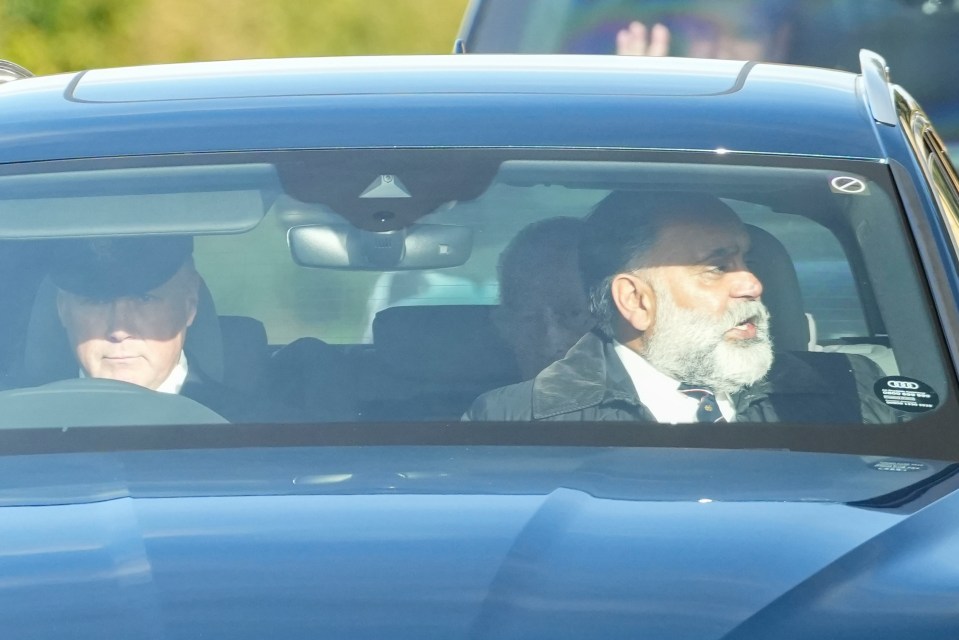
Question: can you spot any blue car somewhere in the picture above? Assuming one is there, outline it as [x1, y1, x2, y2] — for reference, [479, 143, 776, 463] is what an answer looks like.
[0, 51, 958, 638]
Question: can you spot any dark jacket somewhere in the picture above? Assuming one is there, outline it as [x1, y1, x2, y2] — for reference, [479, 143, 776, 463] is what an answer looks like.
[181, 364, 302, 424]
[465, 331, 898, 423]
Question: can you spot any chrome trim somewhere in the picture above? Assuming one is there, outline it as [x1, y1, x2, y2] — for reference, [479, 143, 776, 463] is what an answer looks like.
[0, 60, 33, 84]
[454, 0, 482, 51]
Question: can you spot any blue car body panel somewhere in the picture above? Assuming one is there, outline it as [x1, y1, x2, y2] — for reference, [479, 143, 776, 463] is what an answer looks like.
[1, 445, 954, 639]
[0, 57, 884, 162]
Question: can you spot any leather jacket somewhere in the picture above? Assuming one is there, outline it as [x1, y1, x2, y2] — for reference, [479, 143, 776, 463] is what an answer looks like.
[465, 331, 898, 424]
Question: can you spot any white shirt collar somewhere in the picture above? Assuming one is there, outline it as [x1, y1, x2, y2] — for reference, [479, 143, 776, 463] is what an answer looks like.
[79, 351, 189, 395]
[155, 351, 190, 394]
[612, 341, 736, 423]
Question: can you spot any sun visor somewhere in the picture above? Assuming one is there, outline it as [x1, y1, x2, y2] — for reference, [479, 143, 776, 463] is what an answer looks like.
[0, 164, 278, 239]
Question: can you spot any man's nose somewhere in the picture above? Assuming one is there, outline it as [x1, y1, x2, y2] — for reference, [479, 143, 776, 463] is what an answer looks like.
[105, 299, 137, 340]
[730, 267, 763, 300]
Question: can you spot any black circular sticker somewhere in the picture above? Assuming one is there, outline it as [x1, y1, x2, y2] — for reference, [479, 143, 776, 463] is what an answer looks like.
[874, 376, 939, 413]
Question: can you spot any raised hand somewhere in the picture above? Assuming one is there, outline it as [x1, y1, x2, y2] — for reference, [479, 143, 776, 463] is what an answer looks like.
[616, 21, 671, 56]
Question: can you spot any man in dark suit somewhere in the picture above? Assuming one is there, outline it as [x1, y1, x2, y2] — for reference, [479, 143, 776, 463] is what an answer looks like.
[467, 191, 896, 424]
[51, 236, 282, 423]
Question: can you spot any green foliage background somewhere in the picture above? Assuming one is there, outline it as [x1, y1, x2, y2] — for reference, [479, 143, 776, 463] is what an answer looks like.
[0, 0, 471, 73]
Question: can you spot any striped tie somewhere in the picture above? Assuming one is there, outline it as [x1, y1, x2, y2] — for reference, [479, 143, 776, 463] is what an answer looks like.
[678, 384, 727, 423]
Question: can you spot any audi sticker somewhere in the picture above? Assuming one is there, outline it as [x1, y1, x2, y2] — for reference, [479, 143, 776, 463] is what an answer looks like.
[874, 376, 939, 412]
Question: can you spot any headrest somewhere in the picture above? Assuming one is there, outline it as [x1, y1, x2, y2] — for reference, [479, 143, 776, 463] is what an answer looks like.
[372, 305, 519, 383]
[24, 276, 224, 385]
[745, 224, 809, 352]
[218, 315, 268, 392]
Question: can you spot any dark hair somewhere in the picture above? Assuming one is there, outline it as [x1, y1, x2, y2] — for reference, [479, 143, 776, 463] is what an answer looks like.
[497, 216, 585, 309]
[580, 191, 736, 338]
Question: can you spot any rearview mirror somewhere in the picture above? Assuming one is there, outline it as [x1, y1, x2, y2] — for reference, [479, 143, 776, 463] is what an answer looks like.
[288, 223, 472, 270]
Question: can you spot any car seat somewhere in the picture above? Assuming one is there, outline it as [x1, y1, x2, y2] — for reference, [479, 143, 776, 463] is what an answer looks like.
[270, 304, 522, 422]
[746, 224, 897, 375]
[219, 314, 271, 393]
[363, 304, 522, 420]
[744, 225, 897, 418]
[744, 224, 810, 352]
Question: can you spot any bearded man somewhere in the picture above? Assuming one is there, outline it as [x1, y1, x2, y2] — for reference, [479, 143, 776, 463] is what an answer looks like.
[465, 191, 893, 423]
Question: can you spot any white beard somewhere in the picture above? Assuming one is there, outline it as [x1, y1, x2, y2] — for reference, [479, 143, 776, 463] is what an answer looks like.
[642, 281, 774, 395]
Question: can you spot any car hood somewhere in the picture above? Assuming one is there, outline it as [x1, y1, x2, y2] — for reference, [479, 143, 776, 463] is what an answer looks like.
[2, 445, 958, 639]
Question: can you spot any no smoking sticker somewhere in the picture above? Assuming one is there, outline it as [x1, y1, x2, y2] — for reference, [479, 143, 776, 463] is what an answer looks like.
[829, 175, 869, 195]
[874, 376, 939, 413]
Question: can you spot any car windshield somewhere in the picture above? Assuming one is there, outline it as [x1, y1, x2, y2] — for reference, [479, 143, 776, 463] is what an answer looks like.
[460, 0, 959, 153]
[0, 147, 953, 443]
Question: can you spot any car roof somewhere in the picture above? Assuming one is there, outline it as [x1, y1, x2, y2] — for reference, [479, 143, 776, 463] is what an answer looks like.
[0, 54, 886, 162]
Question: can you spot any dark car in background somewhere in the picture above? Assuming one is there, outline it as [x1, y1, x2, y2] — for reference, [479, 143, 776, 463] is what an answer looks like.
[458, 0, 959, 154]
[1, 49, 959, 638]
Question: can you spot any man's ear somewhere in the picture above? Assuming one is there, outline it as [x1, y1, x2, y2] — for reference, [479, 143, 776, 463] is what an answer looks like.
[611, 273, 655, 332]
[183, 271, 200, 328]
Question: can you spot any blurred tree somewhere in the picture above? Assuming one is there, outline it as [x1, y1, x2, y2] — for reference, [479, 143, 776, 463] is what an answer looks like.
[0, 0, 470, 73]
